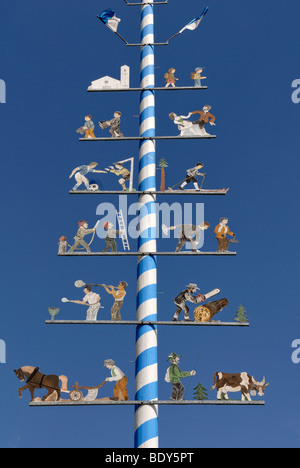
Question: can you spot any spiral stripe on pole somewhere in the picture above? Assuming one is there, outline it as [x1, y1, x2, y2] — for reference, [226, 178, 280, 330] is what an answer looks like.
[135, 0, 159, 449]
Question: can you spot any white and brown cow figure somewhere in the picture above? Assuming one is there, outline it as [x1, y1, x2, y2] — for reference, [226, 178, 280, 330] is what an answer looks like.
[211, 372, 269, 401]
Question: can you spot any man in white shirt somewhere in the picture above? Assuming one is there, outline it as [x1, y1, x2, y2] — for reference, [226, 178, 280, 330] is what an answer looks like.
[104, 359, 129, 401]
[68, 285, 101, 321]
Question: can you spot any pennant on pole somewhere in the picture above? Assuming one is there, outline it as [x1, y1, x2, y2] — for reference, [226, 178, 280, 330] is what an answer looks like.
[97, 9, 121, 33]
[179, 7, 209, 34]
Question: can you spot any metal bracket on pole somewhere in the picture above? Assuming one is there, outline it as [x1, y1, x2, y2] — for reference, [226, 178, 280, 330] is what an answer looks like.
[124, 0, 168, 5]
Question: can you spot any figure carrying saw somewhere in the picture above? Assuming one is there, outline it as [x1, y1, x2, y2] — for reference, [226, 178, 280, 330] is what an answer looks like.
[173, 283, 205, 322]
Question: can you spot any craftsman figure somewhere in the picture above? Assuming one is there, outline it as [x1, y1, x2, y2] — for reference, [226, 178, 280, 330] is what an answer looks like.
[103, 282, 128, 321]
[104, 359, 129, 401]
[102, 222, 119, 253]
[190, 106, 216, 135]
[166, 353, 196, 401]
[180, 163, 206, 191]
[68, 285, 101, 321]
[165, 68, 179, 88]
[167, 222, 211, 252]
[173, 283, 205, 322]
[68, 220, 97, 254]
[99, 111, 124, 138]
[214, 217, 236, 253]
[106, 162, 131, 191]
[69, 162, 106, 191]
[191, 67, 207, 88]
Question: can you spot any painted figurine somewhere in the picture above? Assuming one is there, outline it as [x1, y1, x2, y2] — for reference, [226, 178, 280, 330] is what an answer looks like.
[58, 236, 68, 255]
[165, 68, 179, 88]
[76, 115, 96, 139]
[191, 67, 207, 88]
[104, 359, 129, 401]
[65, 285, 102, 321]
[68, 220, 98, 254]
[105, 162, 131, 191]
[164, 222, 211, 252]
[179, 163, 206, 192]
[102, 222, 120, 253]
[173, 283, 205, 322]
[99, 111, 124, 138]
[165, 353, 196, 401]
[211, 372, 269, 401]
[190, 106, 216, 136]
[69, 162, 106, 191]
[214, 217, 237, 253]
[102, 282, 128, 321]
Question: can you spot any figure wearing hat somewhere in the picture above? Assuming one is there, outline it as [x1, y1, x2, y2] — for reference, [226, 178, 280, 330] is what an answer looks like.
[102, 222, 120, 253]
[173, 284, 205, 322]
[104, 359, 129, 401]
[68, 220, 97, 254]
[191, 67, 207, 88]
[103, 282, 128, 321]
[165, 353, 196, 401]
[180, 163, 206, 192]
[214, 218, 236, 253]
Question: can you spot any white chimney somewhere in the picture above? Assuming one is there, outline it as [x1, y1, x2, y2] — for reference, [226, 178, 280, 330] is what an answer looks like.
[120, 65, 130, 89]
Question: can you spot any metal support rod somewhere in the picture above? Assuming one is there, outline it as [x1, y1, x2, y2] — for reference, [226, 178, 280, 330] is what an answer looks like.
[30, 400, 265, 407]
[135, 0, 159, 449]
[45, 321, 250, 327]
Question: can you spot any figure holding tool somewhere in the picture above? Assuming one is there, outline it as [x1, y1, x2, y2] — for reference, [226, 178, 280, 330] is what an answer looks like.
[99, 111, 124, 138]
[61, 285, 102, 321]
[102, 282, 128, 321]
[163, 222, 211, 253]
[68, 220, 99, 254]
[178, 163, 206, 192]
[214, 218, 239, 253]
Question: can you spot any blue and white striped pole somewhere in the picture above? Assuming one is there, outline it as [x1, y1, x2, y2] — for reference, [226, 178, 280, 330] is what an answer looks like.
[135, 0, 159, 449]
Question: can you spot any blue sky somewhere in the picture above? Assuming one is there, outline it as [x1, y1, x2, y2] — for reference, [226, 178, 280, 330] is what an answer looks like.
[0, 0, 300, 448]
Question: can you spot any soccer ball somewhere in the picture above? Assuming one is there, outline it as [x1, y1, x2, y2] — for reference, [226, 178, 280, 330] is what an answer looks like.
[89, 184, 99, 192]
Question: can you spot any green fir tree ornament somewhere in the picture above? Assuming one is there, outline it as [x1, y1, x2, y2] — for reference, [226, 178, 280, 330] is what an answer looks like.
[233, 305, 249, 323]
[193, 382, 209, 401]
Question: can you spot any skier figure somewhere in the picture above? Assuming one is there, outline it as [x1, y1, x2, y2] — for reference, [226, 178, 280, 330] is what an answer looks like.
[165, 353, 196, 401]
[180, 163, 206, 192]
[173, 283, 205, 322]
[68, 220, 97, 254]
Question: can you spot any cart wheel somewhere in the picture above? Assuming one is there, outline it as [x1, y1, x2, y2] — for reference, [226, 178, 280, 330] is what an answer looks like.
[194, 306, 212, 323]
[69, 389, 83, 402]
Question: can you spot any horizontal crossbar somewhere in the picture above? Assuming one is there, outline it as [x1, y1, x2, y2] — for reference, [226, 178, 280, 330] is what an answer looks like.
[87, 87, 207, 93]
[45, 320, 249, 327]
[30, 400, 265, 407]
[59, 252, 237, 257]
[69, 190, 228, 196]
[79, 136, 216, 142]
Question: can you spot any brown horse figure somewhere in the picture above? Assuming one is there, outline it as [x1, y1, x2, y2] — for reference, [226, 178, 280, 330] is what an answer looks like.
[14, 366, 69, 402]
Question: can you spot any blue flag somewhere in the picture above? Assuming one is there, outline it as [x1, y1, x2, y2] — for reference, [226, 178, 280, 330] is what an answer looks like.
[97, 9, 121, 33]
[179, 7, 209, 34]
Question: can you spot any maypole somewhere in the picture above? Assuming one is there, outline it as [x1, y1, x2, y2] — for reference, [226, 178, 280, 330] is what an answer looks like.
[135, 0, 159, 449]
